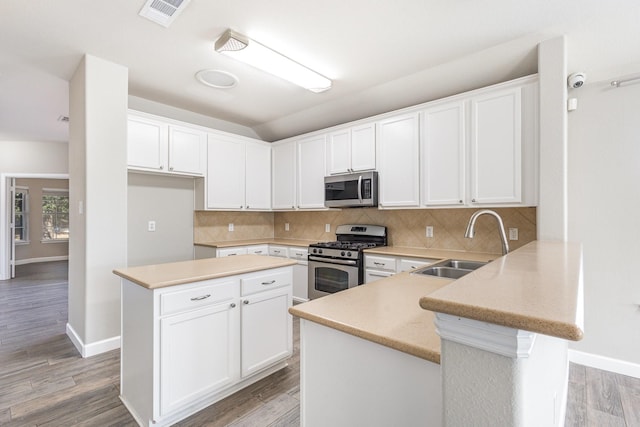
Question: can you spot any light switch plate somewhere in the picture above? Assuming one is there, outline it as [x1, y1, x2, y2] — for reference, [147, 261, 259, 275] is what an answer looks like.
[325, 224, 331, 233]
[426, 226, 434, 238]
[228, 223, 234, 232]
[148, 220, 156, 232]
[285, 223, 290, 231]
[508, 228, 518, 241]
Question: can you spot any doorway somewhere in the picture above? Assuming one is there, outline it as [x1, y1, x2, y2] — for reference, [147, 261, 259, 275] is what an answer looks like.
[0, 173, 69, 280]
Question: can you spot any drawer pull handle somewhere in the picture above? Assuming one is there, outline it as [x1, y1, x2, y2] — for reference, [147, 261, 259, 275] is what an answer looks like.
[255, 250, 263, 254]
[190, 294, 211, 301]
[261, 280, 276, 285]
[228, 253, 237, 256]
[374, 262, 385, 266]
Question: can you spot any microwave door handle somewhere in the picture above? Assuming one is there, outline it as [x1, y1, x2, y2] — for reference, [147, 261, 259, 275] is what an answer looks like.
[357, 175, 363, 203]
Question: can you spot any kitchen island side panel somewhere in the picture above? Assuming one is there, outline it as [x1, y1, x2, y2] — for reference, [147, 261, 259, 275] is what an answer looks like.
[300, 319, 442, 427]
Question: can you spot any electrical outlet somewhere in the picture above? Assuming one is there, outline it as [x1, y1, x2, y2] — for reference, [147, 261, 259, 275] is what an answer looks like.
[148, 221, 156, 232]
[228, 223, 234, 232]
[285, 223, 290, 231]
[509, 228, 518, 241]
[426, 226, 434, 238]
[325, 224, 331, 233]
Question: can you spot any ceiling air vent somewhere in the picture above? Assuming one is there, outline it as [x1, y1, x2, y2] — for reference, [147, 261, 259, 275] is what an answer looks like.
[139, 0, 191, 27]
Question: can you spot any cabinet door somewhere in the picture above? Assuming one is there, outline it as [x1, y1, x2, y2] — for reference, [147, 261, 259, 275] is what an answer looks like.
[217, 247, 248, 257]
[292, 262, 308, 302]
[168, 125, 206, 175]
[272, 142, 297, 210]
[350, 123, 376, 172]
[421, 101, 465, 206]
[245, 143, 271, 210]
[377, 113, 420, 207]
[207, 135, 246, 209]
[326, 129, 351, 175]
[365, 269, 394, 284]
[160, 302, 240, 415]
[470, 87, 522, 204]
[241, 287, 292, 378]
[297, 135, 327, 209]
[127, 116, 168, 171]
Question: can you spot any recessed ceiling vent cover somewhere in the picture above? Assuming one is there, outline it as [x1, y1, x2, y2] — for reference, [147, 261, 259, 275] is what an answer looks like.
[139, 0, 191, 27]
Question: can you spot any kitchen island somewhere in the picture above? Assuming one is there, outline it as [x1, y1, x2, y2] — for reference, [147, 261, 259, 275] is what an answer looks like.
[113, 255, 297, 427]
[290, 240, 583, 427]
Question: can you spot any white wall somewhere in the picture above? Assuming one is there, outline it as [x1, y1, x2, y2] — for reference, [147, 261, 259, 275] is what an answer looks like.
[68, 54, 128, 356]
[127, 173, 195, 266]
[567, 77, 640, 365]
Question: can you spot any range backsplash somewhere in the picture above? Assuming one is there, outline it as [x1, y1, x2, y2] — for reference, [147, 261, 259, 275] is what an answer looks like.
[194, 207, 537, 254]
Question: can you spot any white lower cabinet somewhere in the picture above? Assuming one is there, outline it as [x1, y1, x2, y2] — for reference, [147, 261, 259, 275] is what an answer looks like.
[364, 254, 438, 283]
[120, 266, 293, 427]
[160, 300, 239, 415]
[241, 286, 292, 377]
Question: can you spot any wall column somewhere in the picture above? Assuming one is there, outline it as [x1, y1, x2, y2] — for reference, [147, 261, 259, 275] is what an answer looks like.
[68, 55, 128, 357]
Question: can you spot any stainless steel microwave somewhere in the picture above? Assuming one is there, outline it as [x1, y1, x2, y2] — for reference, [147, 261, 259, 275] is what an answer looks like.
[324, 171, 378, 208]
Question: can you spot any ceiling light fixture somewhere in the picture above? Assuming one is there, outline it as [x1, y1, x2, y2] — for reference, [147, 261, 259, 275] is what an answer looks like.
[214, 29, 332, 93]
[195, 69, 238, 89]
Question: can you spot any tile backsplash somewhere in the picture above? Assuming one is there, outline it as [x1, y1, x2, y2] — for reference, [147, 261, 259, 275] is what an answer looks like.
[195, 207, 537, 254]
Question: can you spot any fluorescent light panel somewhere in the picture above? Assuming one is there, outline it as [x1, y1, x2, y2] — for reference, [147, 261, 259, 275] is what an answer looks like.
[215, 30, 331, 93]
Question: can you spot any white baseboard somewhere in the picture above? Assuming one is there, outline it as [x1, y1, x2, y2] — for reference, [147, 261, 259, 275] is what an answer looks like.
[569, 349, 640, 379]
[14, 255, 69, 266]
[66, 323, 121, 358]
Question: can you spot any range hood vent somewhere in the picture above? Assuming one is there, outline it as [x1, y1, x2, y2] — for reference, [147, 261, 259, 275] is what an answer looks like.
[139, 0, 191, 27]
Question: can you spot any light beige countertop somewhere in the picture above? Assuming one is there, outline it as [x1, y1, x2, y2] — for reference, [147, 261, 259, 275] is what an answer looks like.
[289, 272, 451, 364]
[363, 246, 497, 262]
[419, 240, 584, 341]
[113, 255, 297, 289]
[195, 238, 318, 249]
[290, 240, 584, 362]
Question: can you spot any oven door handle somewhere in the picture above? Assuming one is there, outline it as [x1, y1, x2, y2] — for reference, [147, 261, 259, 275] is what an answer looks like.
[357, 175, 363, 203]
[308, 256, 358, 266]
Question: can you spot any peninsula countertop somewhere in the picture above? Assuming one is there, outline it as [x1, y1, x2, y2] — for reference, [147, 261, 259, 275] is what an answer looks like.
[290, 240, 584, 363]
[113, 255, 297, 289]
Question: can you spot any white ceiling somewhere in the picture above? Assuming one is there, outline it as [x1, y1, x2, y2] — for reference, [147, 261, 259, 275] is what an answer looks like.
[1, 0, 639, 142]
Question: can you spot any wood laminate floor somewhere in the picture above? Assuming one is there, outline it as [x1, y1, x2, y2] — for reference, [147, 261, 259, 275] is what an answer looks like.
[1, 261, 639, 426]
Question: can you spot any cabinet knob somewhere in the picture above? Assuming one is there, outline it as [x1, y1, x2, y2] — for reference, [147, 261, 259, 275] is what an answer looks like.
[169, 166, 174, 171]
[246, 205, 249, 209]
[243, 300, 249, 305]
[240, 205, 243, 209]
[459, 200, 463, 204]
[230, 303, 236, 308]
[472, 198, 476, 203]
[159, 165, 164, 170]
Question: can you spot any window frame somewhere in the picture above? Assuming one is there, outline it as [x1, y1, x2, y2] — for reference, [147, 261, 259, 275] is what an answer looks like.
[41, 188, 69, 243]
[14, 186, 30, 244]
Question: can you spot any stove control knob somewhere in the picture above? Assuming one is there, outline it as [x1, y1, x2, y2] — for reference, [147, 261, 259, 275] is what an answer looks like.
[312, 248, 317, 254]
[318, 249, 323, 254]
[341, 251, 345, 256]
[347, 252, 352, 257]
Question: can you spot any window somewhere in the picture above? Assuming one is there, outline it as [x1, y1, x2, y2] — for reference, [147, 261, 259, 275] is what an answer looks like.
[14, 188, 29, 243]
[42, 190, 69, 241]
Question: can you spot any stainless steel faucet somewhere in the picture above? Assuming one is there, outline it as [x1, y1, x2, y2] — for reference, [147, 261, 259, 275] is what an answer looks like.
[464, 210, 509, 255]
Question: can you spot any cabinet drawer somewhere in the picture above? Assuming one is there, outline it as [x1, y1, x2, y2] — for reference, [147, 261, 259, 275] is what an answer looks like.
[242, 269, 291, 296]
[268, 246, 288, 258]
[289, 248, 308, 260]
[398, 258, 437, 272]
[365, 269, 394, 284]
[365, 255, 396, 272]
[247, 245, 269, 256]
[160, 279, 238, 316]
[217, 247, 248, 257]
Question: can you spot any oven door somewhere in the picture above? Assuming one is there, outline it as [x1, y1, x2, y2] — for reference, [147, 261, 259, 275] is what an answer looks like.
[308, 257, 359, 299]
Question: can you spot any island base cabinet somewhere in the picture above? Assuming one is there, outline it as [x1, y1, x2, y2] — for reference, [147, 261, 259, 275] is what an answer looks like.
[299, 319, 442, 427]
[159, 303, 240, 416]
[119, 265, 293, 427]
[241, 286, 293, 378]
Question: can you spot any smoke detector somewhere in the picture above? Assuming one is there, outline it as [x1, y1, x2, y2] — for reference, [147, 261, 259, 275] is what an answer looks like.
[139, 0, 191, 27]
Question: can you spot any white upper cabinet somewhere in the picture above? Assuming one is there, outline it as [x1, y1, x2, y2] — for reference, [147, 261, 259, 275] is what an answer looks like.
[377, 113, 420, 208]
[420, 101, 466, 206]
[326, 123, 376, 175]
[127, 113, 205, 176]
[168, 125, 207, 175]
[469, 86, 522, 205]
[297, 135, 327, 209]
[272, 141, 297, 210]
[206, 134, 246, 209]
[206, 134, 271, 210]
[245, 143, 272, 210]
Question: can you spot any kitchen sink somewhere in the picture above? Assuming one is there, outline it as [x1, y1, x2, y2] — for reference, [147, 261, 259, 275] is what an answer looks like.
[412, 259, 489, 279]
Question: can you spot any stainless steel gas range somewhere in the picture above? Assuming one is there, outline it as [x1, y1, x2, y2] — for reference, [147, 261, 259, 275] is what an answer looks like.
[308, 224, 387, 299]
